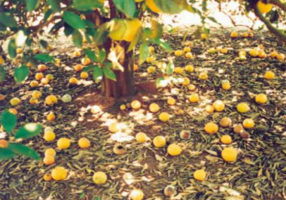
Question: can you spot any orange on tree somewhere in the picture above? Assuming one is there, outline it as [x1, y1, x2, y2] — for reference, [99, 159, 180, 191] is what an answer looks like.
[146, 0, 162, 13]
[277, 53, 285, 61]
[10, 97, 21, 106]
[174, 67, 184, 74]
[174, 50, 183, 56]
[30, 80, 39, 87]
[41, 78, 49, 85]
[78, 137, 91, 149]
[204, 122, 219, 135]
[183, 47, 191, 53]
[32, 91, 42, 99]
[249, 49, 259, 57]
[182, 77, 190, 86]
[45, 95, 58, 105]
[108, 122, 119, 133]
[8, 108, 18, 115]
[188, 84, 196, 91]
[185, 52, 193, 59]
[257, 1, 273, 14]
[81, 57, 91, 66]
[230, 31, 238, 38]
[51, 166, 68, 181]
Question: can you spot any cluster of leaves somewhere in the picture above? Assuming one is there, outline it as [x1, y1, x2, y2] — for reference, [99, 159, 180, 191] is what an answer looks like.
[0, 110, 42, 160]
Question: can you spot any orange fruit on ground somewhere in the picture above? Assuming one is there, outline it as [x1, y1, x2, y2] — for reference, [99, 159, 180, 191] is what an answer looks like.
[16, 48, 22, 54]
[136, 132, 147, 143]
[0, 94, 5, 101]
[131, 100, 141, 110]
[120, 104, 126, 110]
[0, 140, 8, 148]
[185, 65, 194, 72]
[205, 105, 215, 114]
[222, 147, 237, 162]
[213, 100, 225, 112]
[46, 74, 54, 80]
[29, 98, 39, 104]
[69, 77, 78, 85]
[167, 97, 176, 105]
[41, 78, 49, 85]
[243, 118, 255, 129]
[8, 108, 18, 115]
[149, 103, 160, 113]
[43, 174, 52, 181]
[10, 97, 21, 106]
[51, 166, 68, 181]
[80, 72, 89, 79]
[269, 51, 278, 58]
[32, 91, 42, 99]
[57, 138, 71, 150]
[43, 131, 56, 142]
[146, 57, 155, 63]
[230, 31, 238, 38]
[159, 112, 170, 122]
[220, 135, 232, 144]
[149, 46, 155, 53]
[147, 66, 156, 73]
[78, 137, 91, 149]
[30, 80, 39, 87]
[264, 71, 275, 80]
[257, 1, 273, 13]
[43, 155, 55, 165]
[188, 84, 196, 91]
[45, 95, 58, 105]
[221, 48, 228, 54]
[185, 52, 193, 59]
[182, 77, 190, 86]
[108, 122, 119, 133]
[45, 148, 56, 156]
[167, 144, 182, 156]
[277, 54, 285, 61]
[93, 171, 107, 185]
[184, 47, 191, 53]
[220, 117, 232, 127]
[222, 80, 231, 90]
[174, 67, 184, 74]
[74, 50, 81, 57]
[35, 73, 44, 81]
[133, 64, 138, 71]
[74, 64, 83, 72]
[81, 57, 91, 66]
[204, 122, 219, 135]
[153, 136, 166, 148]
[237, 103, 250, 113]
[130, 189, 144, 200]
[189, 93, 199, 103]
[233, 124, 244, 134]
[201, 33, 207, 39]
[249, 49, 258, 57]
[174, 50, 183, 57]
[38, 64, 47, 72]
[255, 93, 267, 104]
[258, 50, 267, 58]
[47, 112, 56, 121]
[194, 169, 206, 181]
[242, 32, 249, 38]
[199, 72, 208, 80]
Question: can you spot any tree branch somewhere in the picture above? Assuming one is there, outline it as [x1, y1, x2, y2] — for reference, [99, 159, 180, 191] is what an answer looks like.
[30, 15, 62, 35]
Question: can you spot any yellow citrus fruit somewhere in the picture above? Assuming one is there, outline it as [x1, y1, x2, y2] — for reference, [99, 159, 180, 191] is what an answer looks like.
[257, 1, 273, 13]
[44, 131, 56, 142]
[57, 138, 71, 150]
[45, 74, 54, 81]
[146, 0, 161, 13]
[167, 144, 182, 156]
[47, 112, 56, 121]
[233, 124, 244, 134]
[16, 48, 22, 54]
[149, 46, 155, 53]
[35, 73, 44, 81]
[69, 77, 78, 85]
[269, 51, 278, 58]
[0, 140, 8, 148]
[147, 66, 156, 73]
[174, 50, 183, 56]
[194, 169, 206, 181]
[108, 122, 119, 133]
[32, 91, 42, 99]
[38, 64, 47, 72]
[201, 33, 207, 39]
[131, 100, 141, 110]
[264, 71, 275, 80]
[8, 108, 18, 115]
[45, 95, 58, 105]
[80, 72, 89, 79]
[185, 52, 193, 59]
[93, 171, 107, 185]
[222, 147, 237, 162]
[41, 78, 49, 85]
[43, 155, 55, 165]
[10, 97, 21, 106]
[208, 48, 216, 54]
[149, 103, 160, 113]
[0, 56, 4, 65]
[182, 77, 190, 86]
[189, 93, 199, 103]
[159, 112, 170, 122]
[153, 136, 166, 148]
[255, 93, 267, 104]
[48, 45, 53, 51]
[199, 72, 208, 80]
[221, 48, 228, 54]
[220, 135, 232, 144]
[237, 103, 250, 113]
[135, 132, 147, 143]
[242, 32, 249, 38]
[188, 84, 196, 91]
[51, 166, 68, 181]
[74, 51, 81, 57]
[120, 104, 126, 110]
[30, 80, 39, 87]
[74, 64, 83, 72]
[45, 148, 56, 157]
[213, 100, 225, 112]
[167, 97, 176, 105]
[43, 174, 52, 181]
[222, 80, 231, 90]
[249, 49, 258, 57]
[220, 117, 232, 127]
[0, 94, 5, 101]
[130, 189, 144, 200]
[204, 122, 219, 135]
[146, 57, 155, 63]
[185, 65, 194, 72]
[183, 47, 191, 53]
[133, 64, 138, 71]
[230, 31, 238, 38]
[29, 97, 39, 104]
[205, 105, 215, 114]
[81, 57, 91, 66]
[174, 67, 184, 74]
[78, 137, 91, 149]
[243, 118, 255, 129]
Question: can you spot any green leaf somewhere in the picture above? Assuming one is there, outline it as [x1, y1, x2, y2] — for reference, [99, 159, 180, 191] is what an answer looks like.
[14, 65, 29, 83]
[47, 0, 61, 12]
[26, 0, 40, 11]
[40, 40, 48, 49]
[0, 66, 6, 82]
[0, 13, 17, 28]
[166, 61, 174, 75]
[84, 49, 98, 62]
[152, 38, 173, 52]
[15, 123, 42, 140]
[44, 9, 53, 21]
[34, 54, 55, 62]
[127, 29, 141, 52]
[93, 25, 109, 45]
[72, 0, 103, 11]
[64, 24, 74, 37]
[93, 66, 103, 81]
[1, 110, 17, 134]
[99, 49, 106, 63]
[72, 30, 83, 47]
[112, 0, 136, 18]
[8, 143, 40, 160]
[8, 39, 17, 59]
[150, 20, 163, 39]
[156, 77, 165, 88]
[63, 11, 85, 29]
[152, 0, 191, 14]
[83, 65, 97, 72]
[139, 42, 149, 64]
[103, 66, 116, 81]
[0, 148, 15, 160]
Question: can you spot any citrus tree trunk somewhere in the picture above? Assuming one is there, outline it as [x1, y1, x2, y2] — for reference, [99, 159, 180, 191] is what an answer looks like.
[101, 42, 135, 98]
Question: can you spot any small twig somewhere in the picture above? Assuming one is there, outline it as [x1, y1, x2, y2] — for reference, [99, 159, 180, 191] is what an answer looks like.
[221, 10, 253, 30]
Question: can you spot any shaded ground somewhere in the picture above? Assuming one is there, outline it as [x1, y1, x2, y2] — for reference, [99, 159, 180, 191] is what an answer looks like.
[1, 29, 286, 200]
